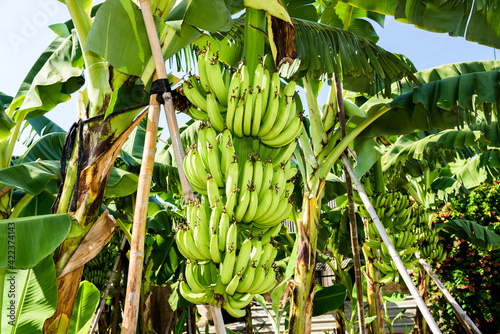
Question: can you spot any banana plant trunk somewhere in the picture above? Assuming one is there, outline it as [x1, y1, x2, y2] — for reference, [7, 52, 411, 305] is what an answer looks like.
[43, 111, 146, 333]
[413, 268, 429, 334]
[289, 182, 324, 334]
[362, 244, 385, 334]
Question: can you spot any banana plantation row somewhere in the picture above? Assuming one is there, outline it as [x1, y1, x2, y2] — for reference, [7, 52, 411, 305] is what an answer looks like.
[0, 1, 499, 334]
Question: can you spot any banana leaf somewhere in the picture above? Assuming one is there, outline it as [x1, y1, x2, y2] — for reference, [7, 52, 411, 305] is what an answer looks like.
[0, 214, 72, 269]
[436, 219, 500, 250]
[0, 161, 60, 195]
[68, 281, 100, 334]
[312, 284, 347, 316]
[382, 130, 489, 176]
[339, 0, 500, 49]
[15, 29, 84, 120]
[0, 256, 58, 333]
[362, 69, 500, 137]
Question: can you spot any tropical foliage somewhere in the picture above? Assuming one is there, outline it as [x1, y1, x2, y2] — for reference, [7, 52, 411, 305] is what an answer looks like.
[1, 0, 500, 333]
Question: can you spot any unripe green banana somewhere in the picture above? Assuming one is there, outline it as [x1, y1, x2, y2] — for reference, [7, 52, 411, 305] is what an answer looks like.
[180, 280, 213, 304]
[236, 263, 256, 293]
[243, 88, 255, 136]
[227, 293, 254, 309]
[221, 245, 236, 285]
[253, 268, 277, 294]
[206, 92, 225, 133]
[258, 85, 280, 137]
[223, 296, 246, 318]
[257, 242, 274, 267]
[261, 224, 282, 246]
[207, 142, 224, 188]
[226, 221, 238, 252]
[246, 265, 267, 293]
[232, 94, 246, 138]
[251, 89, 264, 136]
[185, 227, 208, 261]
[242, 189, 259, 223]
[210, 230, 222, 263]
[235, 182, 252, 222]
[258, 159, 274, 198]
[185, 261, 207, 293]
[225, 160, 239, 198]
[206, 55, 228, 107]
[175, 228, 193, 259]
[207, 175, 221, 207]
[234, 238, 253, 275]
[183, 77, 207, 111]
[197, 50, 211, 91]
[225, 274, 241, 296]
[252, 157, 264, 196]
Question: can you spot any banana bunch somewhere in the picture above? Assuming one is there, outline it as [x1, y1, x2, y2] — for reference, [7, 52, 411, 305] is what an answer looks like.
[183, 126, 297, 228]
[413, 209, 447, 262]
[358, 191, 413, 223]
[83, 250, 114, 288]
[181, 44, 303, 146]
[178, 229, 280, 317]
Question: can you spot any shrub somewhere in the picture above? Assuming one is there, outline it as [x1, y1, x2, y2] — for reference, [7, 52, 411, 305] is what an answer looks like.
[430, 182, 500, 334]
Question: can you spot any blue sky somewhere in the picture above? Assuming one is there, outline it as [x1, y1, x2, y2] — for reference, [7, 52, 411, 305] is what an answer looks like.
[0, 1, 497, 151]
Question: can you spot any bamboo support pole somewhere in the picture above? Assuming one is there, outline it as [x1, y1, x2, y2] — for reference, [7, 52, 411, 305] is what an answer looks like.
[416, 254, 482, 334]
[90, 235, 127, 333]
[335, 76, 366, 334]
[122, 95, 162, 333]
[342, 156, 443, 334]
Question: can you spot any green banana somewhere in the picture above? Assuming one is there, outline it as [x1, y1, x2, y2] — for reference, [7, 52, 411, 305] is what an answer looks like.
[179, 280, 213, 304]
[206, 55, 228, 106]
[242, 189, 259, 223]
[225, 274, 241, 296]
[210, 230, 222, 263]
[183, 77, 207, 111]
[206, 91, 225, 133]
[243, 88, 255, 136]
[234, 238, 253, 275]
[221, 245, 236, 285]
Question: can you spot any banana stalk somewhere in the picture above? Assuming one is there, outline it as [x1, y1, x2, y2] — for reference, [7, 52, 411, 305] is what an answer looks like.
[243, 8, 267, 82]
[289, 183, 324, 334]
[362, 242, 385, 334]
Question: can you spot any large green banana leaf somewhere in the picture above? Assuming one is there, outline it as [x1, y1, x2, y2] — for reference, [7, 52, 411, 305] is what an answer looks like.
[361, 69, 500, 137]
[0, 256, 58, 333]
[0, 214, 72, 269]
[15, 29, 84, 120]
[437, 219, 500, 250]
[0, 161, 60, 196]
[383, 130, 489, 177]
[340, 0, 500, 49]
[318, 0, 385, 43]
[68, 281, 100, 334]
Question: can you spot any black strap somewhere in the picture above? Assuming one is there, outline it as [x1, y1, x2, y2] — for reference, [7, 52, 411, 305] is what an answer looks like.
[150, 78, 171, 104]
[70, 120, 84, 211]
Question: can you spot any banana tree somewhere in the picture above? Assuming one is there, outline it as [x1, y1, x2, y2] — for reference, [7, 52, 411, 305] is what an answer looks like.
[0, 0, 237, 332]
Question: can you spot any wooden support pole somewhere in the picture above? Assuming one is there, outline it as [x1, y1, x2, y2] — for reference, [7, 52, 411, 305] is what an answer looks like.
[416, 254, 482, 334]
[122, 95, 162, 333]
[334, 75, 366, 334]
[342, 156, 443, 334]
[90, 236, 127, 333]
